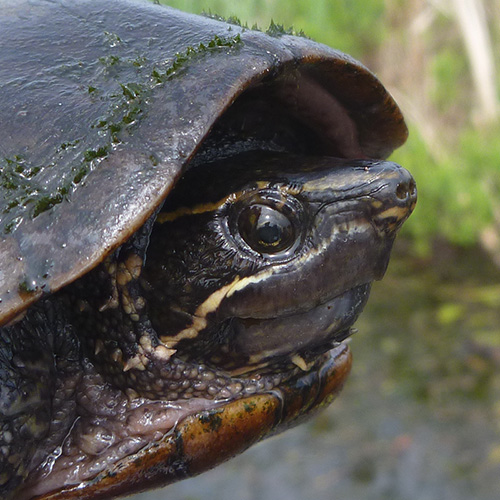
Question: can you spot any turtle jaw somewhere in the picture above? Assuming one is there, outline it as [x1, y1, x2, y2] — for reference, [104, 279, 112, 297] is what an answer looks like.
[217, 283, 370, 371]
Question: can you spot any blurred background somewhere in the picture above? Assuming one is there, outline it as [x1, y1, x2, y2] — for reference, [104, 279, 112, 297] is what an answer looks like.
[136, 1, 500, 499]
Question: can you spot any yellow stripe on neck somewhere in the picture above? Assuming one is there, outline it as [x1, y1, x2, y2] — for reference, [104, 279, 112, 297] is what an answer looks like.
[156, 194, 235, 223]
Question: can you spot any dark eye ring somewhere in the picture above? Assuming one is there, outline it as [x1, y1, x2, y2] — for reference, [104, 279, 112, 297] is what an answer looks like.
[237, 203, 297, 255]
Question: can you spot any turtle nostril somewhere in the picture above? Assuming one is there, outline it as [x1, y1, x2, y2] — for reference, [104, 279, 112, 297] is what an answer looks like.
[395, 178, 417, 201]
[396, 182, 409, 200]
[409, 178, 417, 196]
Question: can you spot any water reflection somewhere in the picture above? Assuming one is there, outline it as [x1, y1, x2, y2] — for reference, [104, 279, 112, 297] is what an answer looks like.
[134, 245, 500, 500]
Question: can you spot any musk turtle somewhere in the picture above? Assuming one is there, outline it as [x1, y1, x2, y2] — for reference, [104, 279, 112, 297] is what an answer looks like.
[0, 0, 416, 498]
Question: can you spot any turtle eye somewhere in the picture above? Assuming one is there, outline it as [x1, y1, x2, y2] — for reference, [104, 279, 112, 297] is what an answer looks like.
[238, 204, 296, 254]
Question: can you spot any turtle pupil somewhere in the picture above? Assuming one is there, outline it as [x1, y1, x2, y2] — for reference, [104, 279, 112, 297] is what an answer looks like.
[258, 222, 281, 245]
[238, 204, 295, 255]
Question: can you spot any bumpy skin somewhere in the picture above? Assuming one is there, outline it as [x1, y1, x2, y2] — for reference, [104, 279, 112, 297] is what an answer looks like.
[0, 301, 80, 493]
[0, 1, 413, 499]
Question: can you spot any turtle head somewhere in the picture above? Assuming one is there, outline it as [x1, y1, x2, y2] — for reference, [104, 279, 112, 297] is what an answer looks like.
[143, 151, 416, 373]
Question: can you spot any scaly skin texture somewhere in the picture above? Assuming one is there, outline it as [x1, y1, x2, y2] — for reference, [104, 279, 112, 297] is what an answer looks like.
[0, 300, 81, 493]
[29, 345, 353, 500]
[67, 251, 293, 401]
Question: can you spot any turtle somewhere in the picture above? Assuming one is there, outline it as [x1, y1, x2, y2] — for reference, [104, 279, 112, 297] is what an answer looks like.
[0, 0, 417, 498]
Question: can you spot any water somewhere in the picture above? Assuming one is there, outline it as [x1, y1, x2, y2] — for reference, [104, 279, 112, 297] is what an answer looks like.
[132, 244, 500, 500]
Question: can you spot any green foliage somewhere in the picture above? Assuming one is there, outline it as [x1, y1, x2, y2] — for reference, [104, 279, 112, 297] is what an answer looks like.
[393, 125, 498, 253]
[430, 46, 469, 113]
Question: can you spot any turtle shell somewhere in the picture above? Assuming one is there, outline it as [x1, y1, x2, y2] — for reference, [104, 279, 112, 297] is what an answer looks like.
[0, 0, 406, 326]
[0, 0, 408, 498]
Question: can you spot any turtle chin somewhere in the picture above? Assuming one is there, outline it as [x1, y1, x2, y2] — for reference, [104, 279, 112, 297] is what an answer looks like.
[220, 283, 371, 371]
